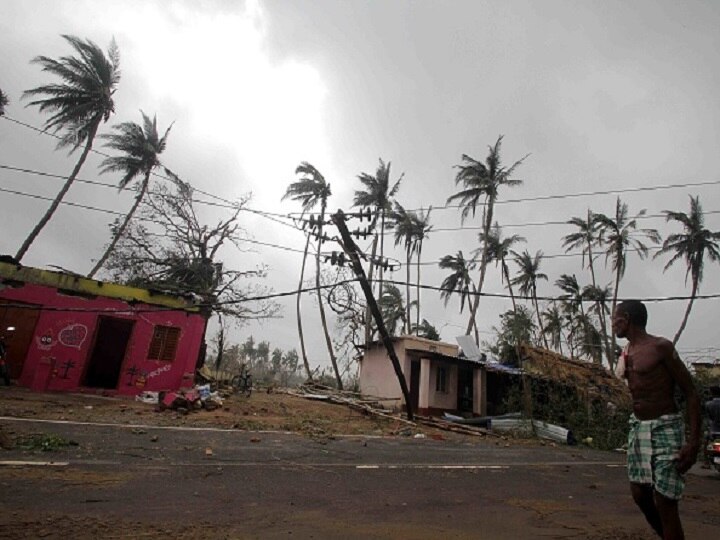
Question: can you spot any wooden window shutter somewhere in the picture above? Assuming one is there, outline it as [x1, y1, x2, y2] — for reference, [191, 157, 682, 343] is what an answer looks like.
[148, 326, 181, 362]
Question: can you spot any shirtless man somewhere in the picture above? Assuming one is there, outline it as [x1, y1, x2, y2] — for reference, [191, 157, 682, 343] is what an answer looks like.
[612, 300, 701, 540]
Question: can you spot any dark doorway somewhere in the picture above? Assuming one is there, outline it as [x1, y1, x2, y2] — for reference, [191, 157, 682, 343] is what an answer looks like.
[409, 359, 420, 413]
[84, 317, 134, 389]
[0, 299, 41, 380]
[457, 367, 474, 413]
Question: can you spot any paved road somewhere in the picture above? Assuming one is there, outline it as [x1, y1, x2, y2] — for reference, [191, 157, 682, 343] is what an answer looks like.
[1, 417, 718, 539]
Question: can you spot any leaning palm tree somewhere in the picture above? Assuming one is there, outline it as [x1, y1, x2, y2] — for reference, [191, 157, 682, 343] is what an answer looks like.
[562, 210, 611, 362]
[654, 195, 720, 345]
[555, 274, 600, 363]
[596, 198, 660, 353]
[354, 159, 403, 345]
[484, 223, 525, 313]
[284, 162, 343, 389]
[378, 283, 407, 336]
[439, 250, 479, 342]
[447, 136, 528, 339]
[542, 305, 565, 356]
[412, 207, 433, 335]
[511, 250, 549, 349]
[87, 113, 172, 278]
[0, 88, 9, 116]
[16, 35, 120, 261]
[392, 202, 419, 334]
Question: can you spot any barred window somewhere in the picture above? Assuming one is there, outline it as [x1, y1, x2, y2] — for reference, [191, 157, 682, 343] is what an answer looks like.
[148, 326, 181, 361]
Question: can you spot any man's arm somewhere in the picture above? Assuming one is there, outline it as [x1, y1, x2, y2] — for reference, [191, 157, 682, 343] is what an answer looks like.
[661, 340, 701, 473]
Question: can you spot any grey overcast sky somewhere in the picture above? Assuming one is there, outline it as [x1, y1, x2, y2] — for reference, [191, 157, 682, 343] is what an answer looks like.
[1, 0, 719, 368]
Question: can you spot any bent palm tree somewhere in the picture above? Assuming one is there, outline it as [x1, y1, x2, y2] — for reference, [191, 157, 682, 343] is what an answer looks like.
[447, 136, 527, 339]
[654, 195, 720, 345]
[16, 35, 120, 261]
[511, 250, 549, 349]
[284, 162, 342, 389]
[563, 210, 611, 362]
[412, 208, 433, 334]
[354, 159, 403, 344]
[596, 198, 660, 354]
[484, 223, 525, 313]
[392, 203, 419, 334]
[87, 113, 172, 278]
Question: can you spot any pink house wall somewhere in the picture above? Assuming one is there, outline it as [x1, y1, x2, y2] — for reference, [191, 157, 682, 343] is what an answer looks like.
[1, 282, 206, 395]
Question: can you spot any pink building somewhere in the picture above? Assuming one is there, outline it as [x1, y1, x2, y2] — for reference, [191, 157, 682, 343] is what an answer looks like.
[0, 261, 207, 395]
[359, 335, 487, 417]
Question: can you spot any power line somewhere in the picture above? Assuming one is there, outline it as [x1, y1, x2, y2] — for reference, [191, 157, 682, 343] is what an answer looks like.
[7, 113, 720, 224]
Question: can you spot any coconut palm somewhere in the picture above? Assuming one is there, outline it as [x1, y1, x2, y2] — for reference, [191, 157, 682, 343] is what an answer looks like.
[15, 35, 120, 261]
[87, 112, 172, 278]
[542, 305, 565, 356]
[654, 195, 720, 345]
[354, 159, 403, 344]
[555, 274, 600, 363]
[412, 207, 433, 334]
[378, 284, 406, 336]
[484, 223, 525, 313]
[413, 319, 441, 341]
[392, 202, 419, 334]
[446, 136, 527, 338]
[438, 251, 476, 313]
[283, 162, 342, 389]
[595, 198, 660, 352]
[511, 250, 549, 349]
[0, 88, 8, 116]
[562, 210, 611, 362]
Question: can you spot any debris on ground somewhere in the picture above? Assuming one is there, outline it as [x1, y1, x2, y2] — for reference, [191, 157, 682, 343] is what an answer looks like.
[17, 433, 78, 452]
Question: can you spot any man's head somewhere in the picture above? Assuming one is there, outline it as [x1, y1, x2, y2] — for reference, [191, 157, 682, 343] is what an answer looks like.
[612, 300, 647, 338]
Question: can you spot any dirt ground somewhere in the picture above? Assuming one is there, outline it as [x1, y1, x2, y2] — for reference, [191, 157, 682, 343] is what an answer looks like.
[1, 386, 718, 539]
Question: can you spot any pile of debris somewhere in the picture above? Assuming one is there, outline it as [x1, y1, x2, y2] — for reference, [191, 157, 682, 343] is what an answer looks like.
[135, 384, 223, 414]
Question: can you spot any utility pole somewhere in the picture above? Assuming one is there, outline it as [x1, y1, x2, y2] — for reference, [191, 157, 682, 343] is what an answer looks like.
[332, 209, 414, 420]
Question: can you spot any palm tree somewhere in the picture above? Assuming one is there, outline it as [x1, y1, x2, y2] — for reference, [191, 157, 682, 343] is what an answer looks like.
[596, 198, 660, 353]
[392, 202, 419, 334]
[283, 162, 343, 389]
[562, 210, 611, 362]
[438, 251, 475, 314]
[654, 195, 720, 345]
[0, 88, 8, 116]
[511, 250, 549, 349]
[87, 113, 172, 278]
[413, 319, 441, 341]
[484, 223, 525, 313]
[16, 35, 120, 261]
[446, 136, 528, 339]
[542, 305, 565, 356]
[412, 207, 433, 334]
[555, 274, 600, 363]
[378, 284, 406, 336]
[354, 159, 403, 345]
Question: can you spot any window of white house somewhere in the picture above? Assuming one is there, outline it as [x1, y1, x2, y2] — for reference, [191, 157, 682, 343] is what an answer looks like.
[148, 325, 181, 362]
[436, 366, 448, 393]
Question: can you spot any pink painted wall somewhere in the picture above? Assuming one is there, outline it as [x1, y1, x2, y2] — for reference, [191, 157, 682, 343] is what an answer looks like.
[1, 282, 206, 395]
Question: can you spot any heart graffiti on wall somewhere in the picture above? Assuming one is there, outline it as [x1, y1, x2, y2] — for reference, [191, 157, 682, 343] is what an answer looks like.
[58, 324, 88, 350]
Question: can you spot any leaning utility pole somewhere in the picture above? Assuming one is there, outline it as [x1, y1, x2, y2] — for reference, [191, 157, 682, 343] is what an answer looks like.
[332, 209, 414, 420]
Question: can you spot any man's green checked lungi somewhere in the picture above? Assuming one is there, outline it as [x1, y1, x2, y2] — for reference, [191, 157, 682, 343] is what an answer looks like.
[627, 413, 685, 500]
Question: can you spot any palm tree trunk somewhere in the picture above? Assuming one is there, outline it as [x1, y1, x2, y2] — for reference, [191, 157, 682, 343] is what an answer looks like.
[415, 241, 422, 335]
[588, 244, 612, 365]
[379, 209, 386, 293]
[465, 201, 494, 338]
[405, 248, 412, 334]
[297, 233, 313, 381]
[609, 263, 622, 371]
[533, 287, 549, 349]
[673, 278, 697, 345]
[316, 205, 343, 390]
[15, 117, 101, 261]
[503, 261, 517, 313]
[87, 175, 150, 278]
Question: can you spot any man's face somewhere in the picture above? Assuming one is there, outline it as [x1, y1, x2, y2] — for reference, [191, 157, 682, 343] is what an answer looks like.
[612, 310, 629, 339]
